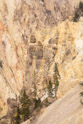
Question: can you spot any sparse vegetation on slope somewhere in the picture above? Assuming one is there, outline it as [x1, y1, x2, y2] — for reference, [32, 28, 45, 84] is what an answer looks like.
[11, 90, 42, 124]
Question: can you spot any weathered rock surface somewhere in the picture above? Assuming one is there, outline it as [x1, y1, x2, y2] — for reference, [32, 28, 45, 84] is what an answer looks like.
[34, 85, 83, 124]
[0, 0, 83, 124]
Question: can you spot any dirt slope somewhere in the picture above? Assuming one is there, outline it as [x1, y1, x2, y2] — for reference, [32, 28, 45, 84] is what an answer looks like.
[35, 84, 83, 124]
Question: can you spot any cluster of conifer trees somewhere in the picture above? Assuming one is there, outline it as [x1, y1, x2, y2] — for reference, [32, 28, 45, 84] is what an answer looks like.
[48, 63, 60, 98]
[13, 63, 60, 124]
[14, 90, 41, 124]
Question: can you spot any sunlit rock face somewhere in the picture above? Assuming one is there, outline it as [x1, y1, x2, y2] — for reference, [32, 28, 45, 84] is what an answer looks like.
[0, 0, 83, 119]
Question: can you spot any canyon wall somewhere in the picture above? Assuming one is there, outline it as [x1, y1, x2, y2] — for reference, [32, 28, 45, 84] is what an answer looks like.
[0, 0, 83, 120]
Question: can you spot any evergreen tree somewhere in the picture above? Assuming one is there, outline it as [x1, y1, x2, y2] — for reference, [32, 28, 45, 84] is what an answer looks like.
[34, 98, 41, 109]
[33, 71, 37, 98]
[15, 105, 21, 124]
[54, 63, 60, 97]
[48, 80, 53, 97]
[73, 2, 83, 22]
[73, 12, 79, 22]
[20, 90, 31, 121]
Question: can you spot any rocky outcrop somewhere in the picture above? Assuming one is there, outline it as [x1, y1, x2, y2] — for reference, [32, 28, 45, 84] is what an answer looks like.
[0, 0, 83, 123]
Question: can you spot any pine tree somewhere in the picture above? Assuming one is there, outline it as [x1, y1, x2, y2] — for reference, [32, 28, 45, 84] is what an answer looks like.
[73, 2, 83, 22]
[15, 105, 21, 124]
[20, 90, 31, 121]
[33, 71, 37, 98]
[34, 98, 41, 109]
[54, 63, 60, 97]
[48, 80, 53, 97]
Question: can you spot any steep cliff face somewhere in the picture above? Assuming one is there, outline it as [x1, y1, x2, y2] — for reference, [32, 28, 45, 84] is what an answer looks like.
[0, 0, 83, 121]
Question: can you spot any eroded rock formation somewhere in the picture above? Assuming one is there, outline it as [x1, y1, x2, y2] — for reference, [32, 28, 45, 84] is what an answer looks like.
[0, 0, 83, 124]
